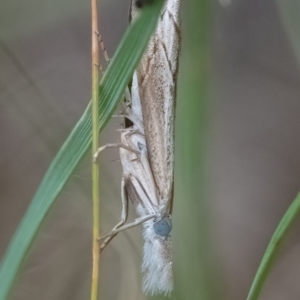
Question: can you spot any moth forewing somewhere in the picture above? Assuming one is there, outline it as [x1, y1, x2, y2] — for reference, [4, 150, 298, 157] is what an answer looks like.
[131, 0, 181, 208]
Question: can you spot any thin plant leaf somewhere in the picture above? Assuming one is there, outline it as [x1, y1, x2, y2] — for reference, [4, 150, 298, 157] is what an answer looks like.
[166, 0, 223, 299]
[276, 1, 300, 65]
[0, 1, 165, 300]
[247, 193, 300, 300]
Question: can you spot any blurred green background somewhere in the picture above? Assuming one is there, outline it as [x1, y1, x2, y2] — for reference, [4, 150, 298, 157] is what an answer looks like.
[1, 0, 300, 299]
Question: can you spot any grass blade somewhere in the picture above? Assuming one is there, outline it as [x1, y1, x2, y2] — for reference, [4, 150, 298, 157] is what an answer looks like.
[163, 0, 223, 299]
[247, 193, 300, 300]
[276, 1, 300, 65]
[0, 2, 165, 300]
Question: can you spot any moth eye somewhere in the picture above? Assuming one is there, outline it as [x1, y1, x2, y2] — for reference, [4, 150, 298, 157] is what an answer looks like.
[153, 217, 172, 237]
[135, 0, 153, 9]
[135, 0, 143, 8]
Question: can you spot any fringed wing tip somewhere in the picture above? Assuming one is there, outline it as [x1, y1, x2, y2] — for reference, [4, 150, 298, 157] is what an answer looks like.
[142, 225, 173, 296]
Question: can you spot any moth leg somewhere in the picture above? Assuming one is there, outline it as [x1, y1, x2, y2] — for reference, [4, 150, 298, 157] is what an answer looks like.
[100, 214, 156, 242]
[99, 171, 155, 252]
[99, 174, 129, 252]
[93, 143, 139, 163]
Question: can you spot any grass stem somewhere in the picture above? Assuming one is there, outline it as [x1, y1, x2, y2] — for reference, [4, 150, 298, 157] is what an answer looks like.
[91, 0, 100, 299]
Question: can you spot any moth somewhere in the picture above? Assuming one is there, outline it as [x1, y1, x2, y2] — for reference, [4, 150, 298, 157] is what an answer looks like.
[97, 0, 181, 295]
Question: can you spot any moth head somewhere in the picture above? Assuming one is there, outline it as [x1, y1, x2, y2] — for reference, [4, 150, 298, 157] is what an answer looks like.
[153, 216, 172, 237]
[130, 0, 154, 21]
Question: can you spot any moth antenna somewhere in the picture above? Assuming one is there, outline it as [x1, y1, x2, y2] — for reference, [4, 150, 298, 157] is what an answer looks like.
[95, 31, 111, 65]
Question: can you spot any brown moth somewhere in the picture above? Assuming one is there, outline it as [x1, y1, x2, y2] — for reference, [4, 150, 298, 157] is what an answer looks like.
[130, 0, 181, 295]
[97, 0, 181, 295]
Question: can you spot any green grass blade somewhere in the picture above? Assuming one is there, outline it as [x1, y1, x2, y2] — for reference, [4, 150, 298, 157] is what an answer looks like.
[276, 1, 300, 65]
[0, 2, 165, 300]
[247, 193, 300, 300]
[165, 0, 222, 299]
